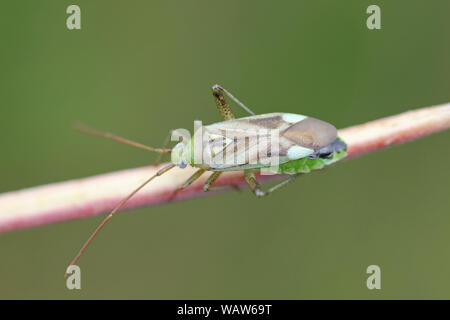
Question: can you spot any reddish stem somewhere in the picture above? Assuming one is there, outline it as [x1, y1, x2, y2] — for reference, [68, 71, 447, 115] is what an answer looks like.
[0, 103, 449, 233]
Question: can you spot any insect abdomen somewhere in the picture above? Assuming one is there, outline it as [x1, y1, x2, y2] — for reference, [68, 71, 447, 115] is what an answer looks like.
[264, 149, 347, 174]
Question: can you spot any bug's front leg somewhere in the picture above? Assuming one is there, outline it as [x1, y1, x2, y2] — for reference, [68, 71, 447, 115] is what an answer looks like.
[244, 170, 300, 198]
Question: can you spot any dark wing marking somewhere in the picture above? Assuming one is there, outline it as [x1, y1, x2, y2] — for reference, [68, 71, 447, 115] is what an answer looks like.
[205, 113, 292, 132]
[246, 115, 284, 129]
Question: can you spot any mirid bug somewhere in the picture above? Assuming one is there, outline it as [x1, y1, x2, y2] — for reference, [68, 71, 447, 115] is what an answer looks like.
[65, 84, 347, 276]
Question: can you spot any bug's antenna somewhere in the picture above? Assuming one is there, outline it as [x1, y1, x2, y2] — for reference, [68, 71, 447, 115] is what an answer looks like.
[64, 163, 176, 277]
[74, 122, 172, 154]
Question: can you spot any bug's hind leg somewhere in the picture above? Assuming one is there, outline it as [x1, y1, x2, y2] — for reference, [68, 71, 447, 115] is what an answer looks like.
[212, 85, 235, 121]
[244, 170, 300, 198]
[212, 84, 255, 121]
[168, 168, 206, 201]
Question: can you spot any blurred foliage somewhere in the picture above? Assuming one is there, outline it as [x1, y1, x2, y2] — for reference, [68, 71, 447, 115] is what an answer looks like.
[0, 0, 449, 299]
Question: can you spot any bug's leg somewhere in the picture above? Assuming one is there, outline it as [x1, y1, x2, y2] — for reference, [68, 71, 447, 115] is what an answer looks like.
[244, 170, 300, 198]
[264, 174, 300, 194]
[212, 85, 236, 121]
[168, 168, 206, 201]
[203, 172, 222, 192]
[203, 172, 242, 193]
[212, 84, 256, 117]
[244, 170, 266, 197]
[205, 172, 241, 192]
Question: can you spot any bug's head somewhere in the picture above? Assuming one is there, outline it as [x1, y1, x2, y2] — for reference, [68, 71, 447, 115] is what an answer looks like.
[171, 142, 189, 169]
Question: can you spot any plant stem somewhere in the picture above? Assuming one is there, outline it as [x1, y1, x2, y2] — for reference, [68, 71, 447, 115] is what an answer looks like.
[0, 103, 449, 233]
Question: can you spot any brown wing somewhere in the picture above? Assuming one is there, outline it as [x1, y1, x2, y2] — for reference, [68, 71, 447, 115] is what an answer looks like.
[200, 113, 336, 170]
[281, 117, 337, 150]
[202, 125, 293, 171]
[205, 113, 293, 131]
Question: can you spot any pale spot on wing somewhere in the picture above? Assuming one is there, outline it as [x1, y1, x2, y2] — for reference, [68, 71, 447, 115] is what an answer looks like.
[287, 145, 314, 160]
[282, 113, 307, 123]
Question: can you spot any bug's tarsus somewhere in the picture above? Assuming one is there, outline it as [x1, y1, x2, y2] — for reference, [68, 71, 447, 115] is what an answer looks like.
[263, 174, 300, 195]
[64, 163, 176, 277]
[74, 122, 172, 154]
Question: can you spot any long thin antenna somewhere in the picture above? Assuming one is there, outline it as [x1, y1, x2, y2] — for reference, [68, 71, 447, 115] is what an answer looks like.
[64, 163, 176, 277]
[74, 123, 172, 154]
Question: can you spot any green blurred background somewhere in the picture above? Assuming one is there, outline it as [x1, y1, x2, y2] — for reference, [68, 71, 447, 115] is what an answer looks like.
[0, 0, 449, 299]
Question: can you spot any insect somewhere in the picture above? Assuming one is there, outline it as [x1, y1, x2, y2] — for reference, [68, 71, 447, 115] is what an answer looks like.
[65, 84, 347, 276]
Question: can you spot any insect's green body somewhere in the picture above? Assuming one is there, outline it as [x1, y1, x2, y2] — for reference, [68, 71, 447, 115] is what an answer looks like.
[269, 145, 346, 174]
[171, 110, 347, 176]
[173, 135, 347, 175]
